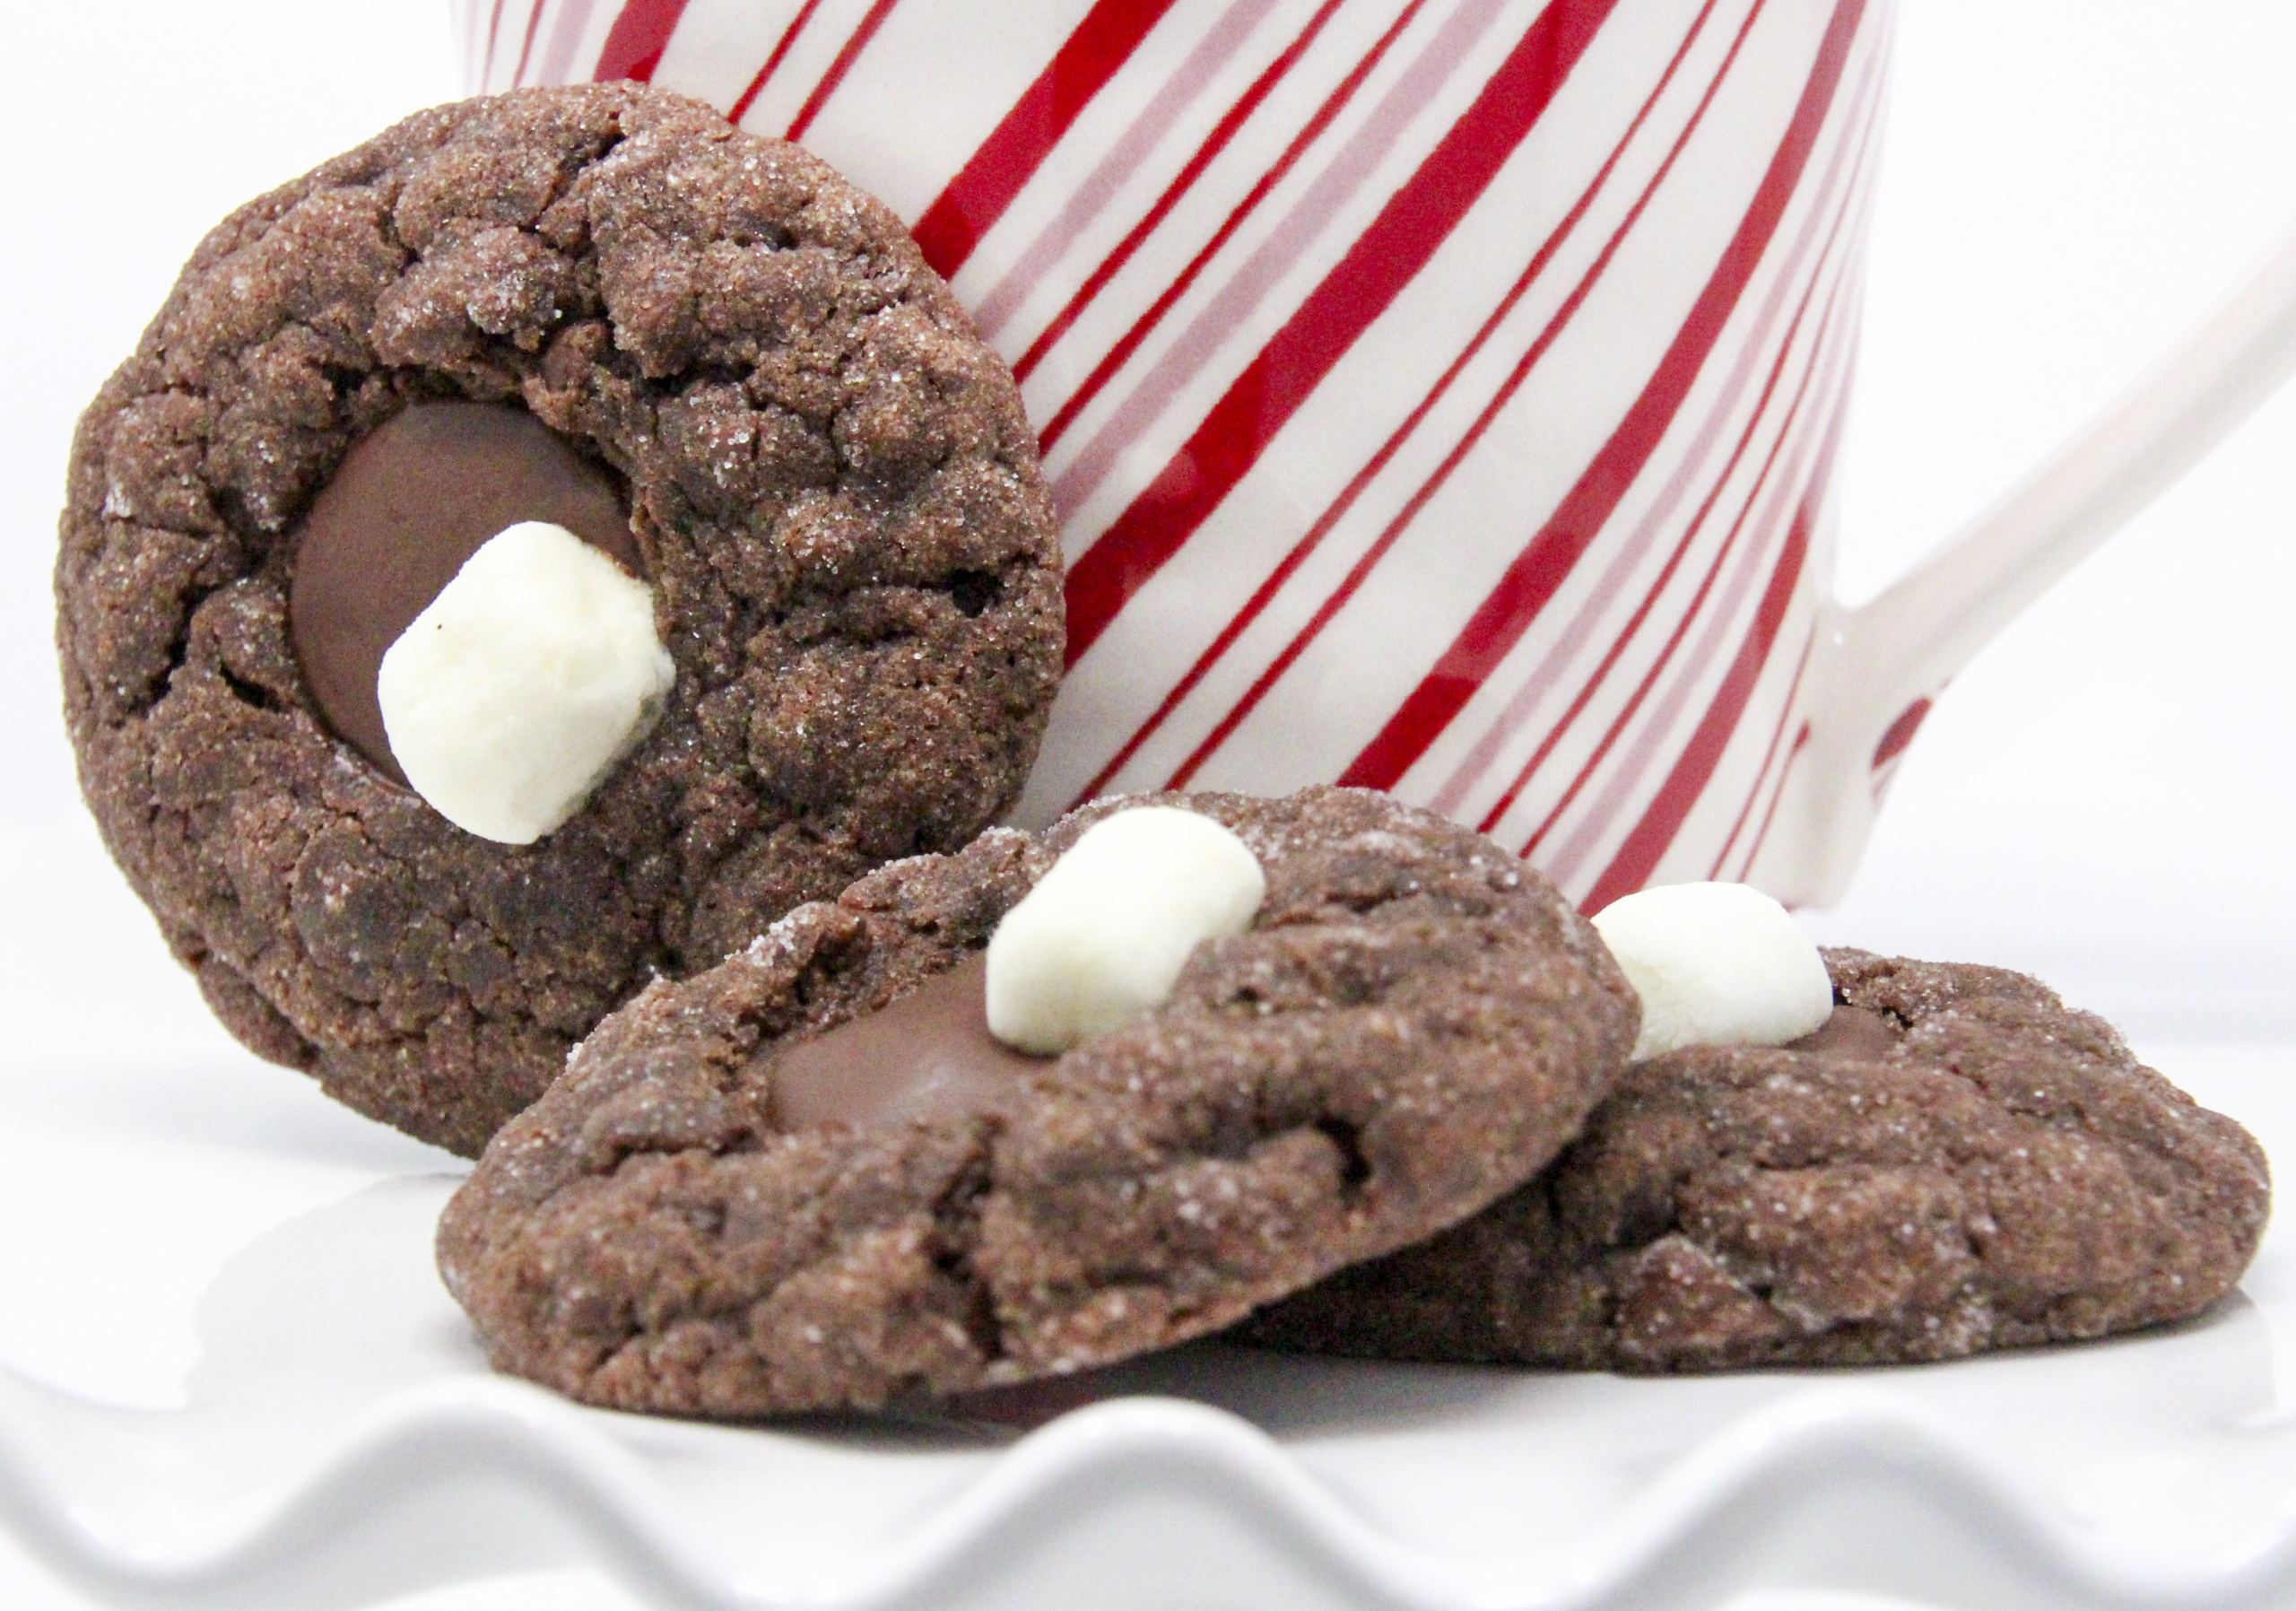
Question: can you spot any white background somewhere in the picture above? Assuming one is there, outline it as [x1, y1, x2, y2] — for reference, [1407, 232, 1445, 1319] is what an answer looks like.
[0, 2, 2291, 1607]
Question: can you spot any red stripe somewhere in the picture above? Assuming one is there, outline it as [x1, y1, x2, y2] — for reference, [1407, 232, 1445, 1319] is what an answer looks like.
[1870, 696, 1931, 767]
[595, 0, 690, 81]
[1476, 129, 1866, 843]
[1509, 266, 1853, 861]
[480, 0, 509, 88]
[1735, 720, 1811, 883]
[726, 0, 827, 125]
[1014, 0, 1395, 390]
[1338, 0, 1870, 793]
[909, 0, 1185, 276]
[1062, 0, 1622, 668]
[1578, 422, 1842, 912]
[1103, 0, 1739, 806]
[1448, 64, 1877, 830]
[512, 0, 548, 85]
[1709, 631, 1814, 876]
[1219, 0, 1763, 806]
[785, 0, 900, 143]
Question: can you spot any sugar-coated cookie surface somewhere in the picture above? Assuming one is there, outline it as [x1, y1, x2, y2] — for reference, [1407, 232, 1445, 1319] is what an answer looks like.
[435, 788, 1639, 1416]
[55, 84, 1063, 1155]
[1239, 949, 2269, 1370]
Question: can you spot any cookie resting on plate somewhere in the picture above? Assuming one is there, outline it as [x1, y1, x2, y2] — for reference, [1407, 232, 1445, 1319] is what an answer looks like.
[435, 787, 1640, 1416]
[1238, 949, 2270, 1369]
[55, 83, 1063, 1155]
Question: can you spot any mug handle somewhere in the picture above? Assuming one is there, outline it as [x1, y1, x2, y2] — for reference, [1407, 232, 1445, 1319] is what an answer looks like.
[1768, 219, 2296, 907]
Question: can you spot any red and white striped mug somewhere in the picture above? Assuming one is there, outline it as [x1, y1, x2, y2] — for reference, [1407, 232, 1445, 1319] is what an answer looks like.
[457, 0, 2296, 909]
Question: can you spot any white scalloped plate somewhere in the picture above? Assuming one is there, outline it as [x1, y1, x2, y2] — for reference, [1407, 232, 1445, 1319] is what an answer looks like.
[1, 1043, 2292, 1611]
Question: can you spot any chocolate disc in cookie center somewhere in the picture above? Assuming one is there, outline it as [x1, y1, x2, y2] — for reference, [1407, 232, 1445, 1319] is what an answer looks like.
[770, 952, 1045, 1129]
[289, 401, 642, 784]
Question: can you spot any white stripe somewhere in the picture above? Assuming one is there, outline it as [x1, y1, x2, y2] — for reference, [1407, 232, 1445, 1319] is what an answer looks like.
[1055, 0, 1810, 805]
[1417, 19, 1885, 832]
[546, 0, 618, 86]
[1038, 0, 1538, 537]
[963, 0, 1405, 358]
[774, 1, 1093, 222]
[1539, 286, 1860, 886]
[1459, 238, 1863, 889]
[961, 0, 1300, 344]
[474, 0, 517, 91]
[652, 0, 804, 112]
[1208, 0, 1869, 835]
[1011, 0, 1722, 822]
[449, 0, 484, 93]
[1531, 123, 1881, 887]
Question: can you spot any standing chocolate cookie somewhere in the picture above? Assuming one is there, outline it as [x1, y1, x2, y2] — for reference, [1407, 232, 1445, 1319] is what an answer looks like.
[436, 788, 1639, 1416]
[1239, 949, 2270, 1369]
[55, 85, 1063, 1154]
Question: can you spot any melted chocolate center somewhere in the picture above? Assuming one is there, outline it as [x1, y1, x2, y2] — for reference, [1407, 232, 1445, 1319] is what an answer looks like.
[1785, 1004, 1900, 1061]
[288, 401, 641, 783]
[770, 953, 1049, 1130]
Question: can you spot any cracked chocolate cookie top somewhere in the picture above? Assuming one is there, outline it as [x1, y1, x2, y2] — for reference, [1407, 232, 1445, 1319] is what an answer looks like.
[435, 787, 1639, 1417]
[1239, 948, 2270, 1371]
[55, 84, 1064, 1155]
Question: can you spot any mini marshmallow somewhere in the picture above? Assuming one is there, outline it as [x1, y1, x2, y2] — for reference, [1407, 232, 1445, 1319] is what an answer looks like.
[378, 520, 674, 845]
[987, 806, 1265, 1055]
[1590, 882, 1833, 1060]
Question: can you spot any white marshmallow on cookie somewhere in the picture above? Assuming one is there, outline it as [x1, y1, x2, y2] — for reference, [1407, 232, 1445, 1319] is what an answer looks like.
[378, 520, 675, 845]
[987, 806, 1265, 1055]
[1591, 881, 1833, 1060]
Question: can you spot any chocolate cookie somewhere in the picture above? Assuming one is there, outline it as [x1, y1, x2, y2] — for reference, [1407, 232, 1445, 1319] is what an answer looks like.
[435, 787, 1639, 1416]
[1239, 949, 2269, 1370]
[55, 84, 1063, 1154]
